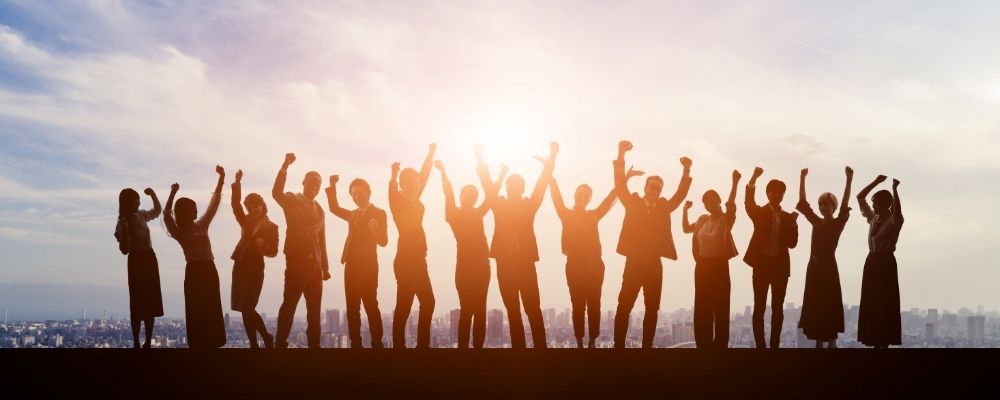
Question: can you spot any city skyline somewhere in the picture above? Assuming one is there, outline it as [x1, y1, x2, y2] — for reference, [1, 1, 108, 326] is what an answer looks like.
[3, 1, 1000, 319]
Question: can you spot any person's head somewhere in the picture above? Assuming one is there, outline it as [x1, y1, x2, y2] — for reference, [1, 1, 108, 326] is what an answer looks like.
[644, 176, 664, 200]
[244, 193, 267, 219]
[459, 185, 478, 208]
[174, 197, 197, 226]
[505, 174, 525, 198]
[872, 190, 893, 215]
[303, 171, 322, 199]
[765, 179, 786, 206]
[349, 178, 371, 208]
[399, 167, 419, 199]
[573, 184, 593, 209]
[818, 192, 838, 219]
[118, 188, 140, 216]
[702, 190, 722, 216]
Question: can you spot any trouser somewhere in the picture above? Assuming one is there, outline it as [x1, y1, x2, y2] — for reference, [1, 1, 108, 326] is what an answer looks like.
[496, 257, 546, 349]
[275, 260, 323, 348]
[393, 256, 436, 348]
[456, 259, 490, 349]
[567, 256, 605, 342]
[614, 256, 663, 348]
[346, 261, 383, 348]
[752, 265, 789, 349]
[694, 258, 731, 349]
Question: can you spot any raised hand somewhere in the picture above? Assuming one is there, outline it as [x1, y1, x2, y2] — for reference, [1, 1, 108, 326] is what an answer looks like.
[845, 166, 854, 177]
[874, 175, 888, 184]
[680, 157, 692, 169]
[549, 141, 560, 155]
[283, 153, 296, 167]
[892, 178, 900, 188]
[170, 183, 180, 193]
[625, 166, 645, 180]
[732, 169, 742, 181]
[391, 162, 401, 176]
[801, 168, 808, 177]
[474, 143, 484, 158]
[143, 188, 155, 196]
[329, 175, 339, 187]
[752, 167, 764, 178]
[684, 200, 693, 210]
[235, 169, 244, 182]
[215, 164, 225, 176]
[429, 143, 437, 153]
[433, 160, 445, 171]
[618, 140, 633, 153]
[499, 164, 509, 175]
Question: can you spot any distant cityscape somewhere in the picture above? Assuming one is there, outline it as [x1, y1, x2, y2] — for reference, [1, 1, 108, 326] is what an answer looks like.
[1, 304, 996, 349]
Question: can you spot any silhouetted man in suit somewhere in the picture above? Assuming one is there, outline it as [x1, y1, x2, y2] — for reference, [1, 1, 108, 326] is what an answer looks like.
[484, 142, 558, 349]
[612, 140, 692, 348]
[744, 167, 799, 349]
[388, 143, 437, 349]
[272, 153, 330, 348]
[327, 174, 388, 349]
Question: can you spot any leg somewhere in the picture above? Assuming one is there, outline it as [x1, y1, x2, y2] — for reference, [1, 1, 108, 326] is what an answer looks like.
[587, 261, 605, 347]
[130, 316, 141, 348]
[414, 266, 436, 348]
[566, 260, 586, 347]
[303, 272, 323, 348]
[143, 318, 154, 348]
[496, 259, 525, 349]
[275, 268, 306, 348]
[640, 260, 663, 349]
[242, 311, 260, 348]
[344, 264, 363, 348]
[770, 276, 789, 349]
[360, 263, 383, 348]
[614, 258, 643, 348]
[714, 263, 731, 348]
[693, 261, 710, 348]
[520, 262, 546, 349]
[471, 263, 490, 349]
[751, 272, 770, 349]
[456, 264, 472, 349]
[392, 264, 417, 349]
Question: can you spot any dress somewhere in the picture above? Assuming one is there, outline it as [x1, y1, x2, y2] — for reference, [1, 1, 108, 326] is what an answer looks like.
[796, 200, 848, 341]
[857, 205, 904, 347]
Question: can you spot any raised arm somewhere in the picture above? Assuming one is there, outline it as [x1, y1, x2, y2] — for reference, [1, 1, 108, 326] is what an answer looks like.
[272, 153, 295, 205]
[389, 162, 401, 211]
[164, 183, 180, 237]
[614, 140, 643, 204]
[839, 167, 854, 219]
[594, 187, 618, 219]
[892, 179, 902, 220]
[479, 164, 508, 215]
[857, 174, 886, 221]
[435, 160, 456, 216]
[325, 175, 353, 221]
[231, 169, 247, 225]
[798, 168, 808, 205]
[416, 143, 436, 198]
[145, 188, 162, 219]
[549, 178, 569, 218]
[795, 168, 819, 225]
[745, 167, 764, 217]
[727, 169, 741, 225]
[197, 165, 225, 227]
[682, 201, 695, 234]
[529, 142, 559, 210]
[665, 157, 693, 211]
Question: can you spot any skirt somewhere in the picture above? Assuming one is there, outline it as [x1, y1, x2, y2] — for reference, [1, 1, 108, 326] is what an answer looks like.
[798, 255, 845, 341]
[857, 252, 901, 347]
[127, 248, 164, 319]
[231, 257, 265, 313]
[184, 259, 227, 349]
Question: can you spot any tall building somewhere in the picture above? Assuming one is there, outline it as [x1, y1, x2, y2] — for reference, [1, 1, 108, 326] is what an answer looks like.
[968, 315, 986, 346]
[449, 309, 461, 344]
[488, 309, 504, 346]
[326, 309, 341, 335]
[925, 323, 936, 342]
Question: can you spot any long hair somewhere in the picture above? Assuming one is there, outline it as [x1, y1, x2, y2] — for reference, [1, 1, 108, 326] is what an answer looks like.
[118, 188, 139, 217]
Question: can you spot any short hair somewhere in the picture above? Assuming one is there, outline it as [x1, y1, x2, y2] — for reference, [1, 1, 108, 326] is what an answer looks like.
[118, 188, 139, 217]
[872, 190, 893, 207]
[305, 171, 322, 182]
[646, 175, 664, 186]
[818, 192, 838, 207]
[349, 178, 371, 194]
[174, 197, 197, 222]
[245, 192, 267, 215]
[765, 179, 786, 194]
[702, 190, 720, 204]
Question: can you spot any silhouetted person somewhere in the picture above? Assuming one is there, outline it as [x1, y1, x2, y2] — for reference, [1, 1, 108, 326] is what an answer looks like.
[115, 187, 164, 349]
[682, 169, 741, 349]
[796, 167, 853, 348]
[612, 140, 692, 349]
[231, 169, 279, 349]
[388, 144, 437, 349]
[435, 152, 506, 349]
[164, 166, 227, 349]
[744, 167, 799, 349]
[549, 175, 617, 348]
[484, 142, 558, 349]
[272, 153, 330, 348]
[856, 175, 904, 349]
[327, 173, 388, 349]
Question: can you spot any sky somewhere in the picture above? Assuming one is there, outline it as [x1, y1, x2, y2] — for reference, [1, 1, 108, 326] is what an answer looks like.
[1, 0, 999, 320]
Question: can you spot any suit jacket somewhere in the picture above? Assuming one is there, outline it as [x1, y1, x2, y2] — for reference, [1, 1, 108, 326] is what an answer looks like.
[231, 217, 279, 262]
[275, 193, 329, 271]
[613, 159, 692, 260]
[341, 204, 388, 266]
[742, 184, 799, 276]
[488, 196, 541, 262]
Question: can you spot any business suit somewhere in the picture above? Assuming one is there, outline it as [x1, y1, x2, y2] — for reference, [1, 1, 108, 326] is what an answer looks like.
[328, 185, 388, 349]
[273, 169, 329, 349]
[612, 159, 691, 348]
[743, 183, 798, 349]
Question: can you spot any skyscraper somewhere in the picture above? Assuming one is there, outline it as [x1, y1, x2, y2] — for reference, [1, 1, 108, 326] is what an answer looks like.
[968, 315, 985, 346]
[326, 309, 340, 335]
[449, 309, 460, 345]
[488, 309, 504, 346]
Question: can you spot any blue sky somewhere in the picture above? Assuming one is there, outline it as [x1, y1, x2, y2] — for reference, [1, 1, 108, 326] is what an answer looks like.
[1, 0, 999, 319]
